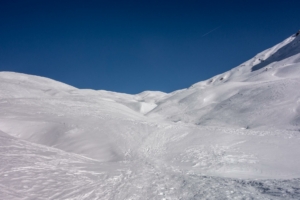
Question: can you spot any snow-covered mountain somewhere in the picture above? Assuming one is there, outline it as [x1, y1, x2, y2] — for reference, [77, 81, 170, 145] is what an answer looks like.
[1, 31, 300, 199]
[149, 32, 300, 130]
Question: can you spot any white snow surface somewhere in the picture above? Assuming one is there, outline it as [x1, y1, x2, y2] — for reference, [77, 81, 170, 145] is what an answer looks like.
[1, 32, 300, 199]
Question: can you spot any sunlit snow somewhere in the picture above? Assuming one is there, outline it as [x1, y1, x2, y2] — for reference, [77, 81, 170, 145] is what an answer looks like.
[1, 32, 300, 199]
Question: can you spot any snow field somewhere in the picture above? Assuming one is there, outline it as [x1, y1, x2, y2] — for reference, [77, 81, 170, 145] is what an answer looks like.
[1, 33, 300, 199]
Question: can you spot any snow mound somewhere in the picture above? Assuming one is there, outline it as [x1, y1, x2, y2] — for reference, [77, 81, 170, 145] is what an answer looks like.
[0, 72, 76, 98]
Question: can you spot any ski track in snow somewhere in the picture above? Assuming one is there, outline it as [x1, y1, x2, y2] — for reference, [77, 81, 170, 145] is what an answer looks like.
[1, 128, 300, 200]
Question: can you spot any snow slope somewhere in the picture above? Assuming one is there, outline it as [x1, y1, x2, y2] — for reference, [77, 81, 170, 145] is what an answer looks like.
[1, 32, 300, 199]
[149, 32, 300, 131]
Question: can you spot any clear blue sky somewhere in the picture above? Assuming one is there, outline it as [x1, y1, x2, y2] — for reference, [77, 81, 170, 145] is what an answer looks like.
[0, 0, 299, 94]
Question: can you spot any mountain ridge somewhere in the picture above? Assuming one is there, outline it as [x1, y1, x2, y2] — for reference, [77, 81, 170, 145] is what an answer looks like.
[147, 33, 300, 130]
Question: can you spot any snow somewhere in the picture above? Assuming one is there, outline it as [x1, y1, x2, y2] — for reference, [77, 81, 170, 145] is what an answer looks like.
[149, 33, 300, 131]
[1, 33, 300, 199]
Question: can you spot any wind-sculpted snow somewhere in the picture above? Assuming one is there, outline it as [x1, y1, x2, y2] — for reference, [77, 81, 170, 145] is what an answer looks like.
[1, 33, 300, 199]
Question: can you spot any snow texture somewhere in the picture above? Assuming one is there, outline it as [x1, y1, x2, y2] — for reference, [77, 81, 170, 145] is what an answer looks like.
[1, 32, 300, 199]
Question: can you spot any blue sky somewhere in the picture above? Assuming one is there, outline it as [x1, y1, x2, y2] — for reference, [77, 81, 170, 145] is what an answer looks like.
[0, 0, 299, 94]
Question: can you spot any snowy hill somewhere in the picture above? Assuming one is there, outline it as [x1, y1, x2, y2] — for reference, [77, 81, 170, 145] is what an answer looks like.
[149, 32, 300, 131]
[1, 32, 300, 199]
